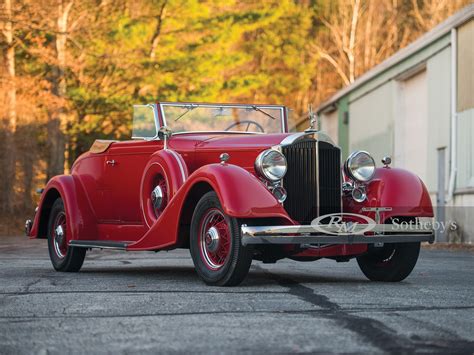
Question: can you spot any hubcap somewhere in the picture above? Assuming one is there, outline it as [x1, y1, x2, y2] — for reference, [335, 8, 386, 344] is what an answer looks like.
[205, 226, 220, 252]
[152, 175, 168, 218]
[53, 212, 67, 258]
[151, 185, 163, 210]
[199, 208, 231, 270]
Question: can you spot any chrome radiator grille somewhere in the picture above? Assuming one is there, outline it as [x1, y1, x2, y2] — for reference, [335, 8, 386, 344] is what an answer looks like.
[282, 139, 341, 223]
[318, 141, 342, 217]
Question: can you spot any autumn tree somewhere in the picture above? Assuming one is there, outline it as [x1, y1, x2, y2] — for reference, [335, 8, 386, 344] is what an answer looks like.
[0, 0, 470, 231]
[0, 0, 17, 213]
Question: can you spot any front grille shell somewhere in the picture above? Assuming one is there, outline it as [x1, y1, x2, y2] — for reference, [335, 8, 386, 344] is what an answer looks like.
[281, 138, 341, 224]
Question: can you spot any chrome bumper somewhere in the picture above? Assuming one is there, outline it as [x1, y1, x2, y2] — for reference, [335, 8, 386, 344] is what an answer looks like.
[241, 224, 435, 246]
[25, 219, 32, 236]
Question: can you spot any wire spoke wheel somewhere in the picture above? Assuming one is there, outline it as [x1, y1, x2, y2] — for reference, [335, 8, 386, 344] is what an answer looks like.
[47, 198, 86, 272]
[52, 212, 67, 258]
[199, 208, 231, 270]
[190, 191, 253, 286]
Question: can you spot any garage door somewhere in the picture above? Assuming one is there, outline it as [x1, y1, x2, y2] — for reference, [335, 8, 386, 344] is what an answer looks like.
[394, 69, 428, 182]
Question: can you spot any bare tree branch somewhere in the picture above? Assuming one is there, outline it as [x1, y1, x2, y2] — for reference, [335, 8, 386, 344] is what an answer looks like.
[312, 45, 350, 86]
[149, 0, 167, 59]
[347, 0, 361, 83]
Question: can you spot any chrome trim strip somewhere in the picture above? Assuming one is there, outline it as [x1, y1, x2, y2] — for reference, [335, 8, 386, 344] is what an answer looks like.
[279, 131, 336, 147]
[316, 140, 320, 216]
[241, 224, 435, 245]
[167, 149, 187, 182]
[160, 102, 285, 108]
[160, 103, 167, 130]
[69, 240, 128, 250]
[70, 244, 126, 250]
[339, 148, 343, 211]
[172, 131, 264, 136]
[242, 224, 434, 236]
[132, 104, 160, 140]
[242, 233, 434, 245]
[158, 102, 287, 134]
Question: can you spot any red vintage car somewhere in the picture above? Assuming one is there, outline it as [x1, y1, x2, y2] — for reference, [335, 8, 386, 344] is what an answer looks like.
[26, 102, 434, 286]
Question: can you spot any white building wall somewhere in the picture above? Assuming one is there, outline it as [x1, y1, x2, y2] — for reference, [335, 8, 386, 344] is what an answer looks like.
[348, 48, 452, 193]
[348, 82, 394, 165]
[426, 47, 451, 192]
[320, 109, 339, 145]
[394, 69, 429, 184]
[457, 110, 474, 189]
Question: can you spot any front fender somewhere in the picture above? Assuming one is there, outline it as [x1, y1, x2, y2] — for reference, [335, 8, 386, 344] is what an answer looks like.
[194, 164, 287, 217]
[344, 167, 434, 221]
[140, 149, 189, 228]
[128, 163, 290, 250]
[29, 175, 97, 241]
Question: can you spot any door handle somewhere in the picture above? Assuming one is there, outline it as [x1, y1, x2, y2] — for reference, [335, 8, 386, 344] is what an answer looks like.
[106, 159, 116, 166]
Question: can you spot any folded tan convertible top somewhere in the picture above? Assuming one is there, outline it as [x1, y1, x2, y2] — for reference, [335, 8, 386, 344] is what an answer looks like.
[89, 140, 118, 154]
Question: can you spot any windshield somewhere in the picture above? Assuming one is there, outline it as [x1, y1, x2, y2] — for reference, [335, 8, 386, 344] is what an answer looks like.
[160, 103, 285, 134]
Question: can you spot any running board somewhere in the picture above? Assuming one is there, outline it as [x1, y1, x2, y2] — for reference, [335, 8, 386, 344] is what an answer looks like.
[69, 240, 128, 250]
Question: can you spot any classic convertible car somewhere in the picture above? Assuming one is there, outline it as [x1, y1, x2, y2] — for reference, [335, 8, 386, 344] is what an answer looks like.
[26, 102, 434, 286]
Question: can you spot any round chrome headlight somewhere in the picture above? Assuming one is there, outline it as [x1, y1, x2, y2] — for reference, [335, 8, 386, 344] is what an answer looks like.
[255, 149, 287, 182]
[344, 151, 376, 182]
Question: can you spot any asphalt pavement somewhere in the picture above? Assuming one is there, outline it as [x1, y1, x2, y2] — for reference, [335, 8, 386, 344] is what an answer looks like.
[0, 235, 473, 354]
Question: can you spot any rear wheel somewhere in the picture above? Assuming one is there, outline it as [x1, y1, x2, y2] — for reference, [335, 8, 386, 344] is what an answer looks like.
[190, 191, 253, 286]
[47, 198, 86, 272]
[357, 242, 420, 282]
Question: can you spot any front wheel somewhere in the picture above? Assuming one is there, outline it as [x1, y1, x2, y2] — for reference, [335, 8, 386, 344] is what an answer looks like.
[190, 191, 253, 286]
[357, 242, 420, 282]
[47, 198, 86, 272]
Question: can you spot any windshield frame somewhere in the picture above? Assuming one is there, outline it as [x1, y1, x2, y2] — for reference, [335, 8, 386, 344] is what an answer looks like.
[157, 102, 289, 135]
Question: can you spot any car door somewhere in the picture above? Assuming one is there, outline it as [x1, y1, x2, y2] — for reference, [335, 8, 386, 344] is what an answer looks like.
[101, 104, 161, 225]
[103, 141, 158, 224]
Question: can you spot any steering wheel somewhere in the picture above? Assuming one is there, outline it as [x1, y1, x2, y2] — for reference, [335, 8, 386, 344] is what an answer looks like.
[224, 120, 265, 133]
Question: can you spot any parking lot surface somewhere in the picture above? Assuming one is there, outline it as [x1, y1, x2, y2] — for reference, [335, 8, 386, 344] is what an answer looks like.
[0, 236, 473, 354]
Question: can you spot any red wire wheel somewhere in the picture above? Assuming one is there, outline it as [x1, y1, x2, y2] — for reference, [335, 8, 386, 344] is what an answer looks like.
[47, 198, 86, 272]
[189, 191, 253, 286]
[51, 211, 67, 259]
[198, 208, 231, 270]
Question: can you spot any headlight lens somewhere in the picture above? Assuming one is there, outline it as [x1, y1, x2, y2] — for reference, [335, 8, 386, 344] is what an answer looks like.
[344, 151, 376, 182]
[255, 149, 287, 182]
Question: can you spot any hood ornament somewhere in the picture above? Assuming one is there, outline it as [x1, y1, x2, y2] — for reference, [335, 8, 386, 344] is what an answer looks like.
[306, 104, 318, 132]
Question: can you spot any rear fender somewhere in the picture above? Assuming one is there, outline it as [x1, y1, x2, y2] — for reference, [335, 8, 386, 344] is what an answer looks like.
[344, 167, 434, 222]
[29, 175, 97, 241]
[128, 163, 290, 250]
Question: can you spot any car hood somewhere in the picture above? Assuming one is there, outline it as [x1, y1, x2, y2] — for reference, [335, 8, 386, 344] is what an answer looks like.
[167, 132, 294, 173]
[172, 132, 291, 150]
